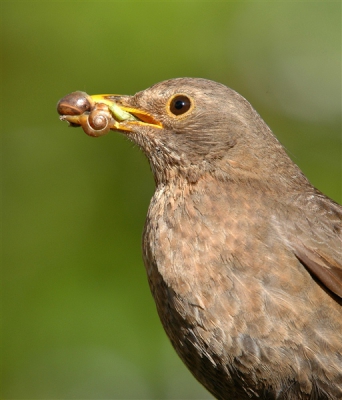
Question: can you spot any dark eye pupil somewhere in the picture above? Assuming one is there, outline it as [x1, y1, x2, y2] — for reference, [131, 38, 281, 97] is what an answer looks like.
[170, 95, 192, 116]
[175, 100, 185, 109]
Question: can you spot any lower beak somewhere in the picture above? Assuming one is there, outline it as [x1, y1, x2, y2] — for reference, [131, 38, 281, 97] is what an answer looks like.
[57, 91, 162, 137]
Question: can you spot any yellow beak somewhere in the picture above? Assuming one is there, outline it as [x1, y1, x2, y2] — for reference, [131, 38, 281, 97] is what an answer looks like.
[57, 91, 162, 137]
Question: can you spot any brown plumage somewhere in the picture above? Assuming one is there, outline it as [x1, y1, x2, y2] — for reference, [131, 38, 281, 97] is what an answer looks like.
[58, 78, 342, 399]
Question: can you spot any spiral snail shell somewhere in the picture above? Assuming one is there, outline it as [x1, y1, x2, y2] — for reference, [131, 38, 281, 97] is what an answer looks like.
[57, 92, 114, 137]
[80, 105, 113, 137]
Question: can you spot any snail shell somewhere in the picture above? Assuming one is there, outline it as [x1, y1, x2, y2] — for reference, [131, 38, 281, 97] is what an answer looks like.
[57, 91, 94, 116]
[79, 106, 113, 137]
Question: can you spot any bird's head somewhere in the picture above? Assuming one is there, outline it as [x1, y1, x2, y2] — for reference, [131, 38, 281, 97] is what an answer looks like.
[58, 78, 298, 186]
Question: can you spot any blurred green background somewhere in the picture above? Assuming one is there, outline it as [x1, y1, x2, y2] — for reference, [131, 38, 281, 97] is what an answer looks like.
[2, 1, 341, 399]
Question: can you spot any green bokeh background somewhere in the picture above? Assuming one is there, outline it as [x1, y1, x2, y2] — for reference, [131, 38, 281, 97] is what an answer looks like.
[2, 1, 341, 399]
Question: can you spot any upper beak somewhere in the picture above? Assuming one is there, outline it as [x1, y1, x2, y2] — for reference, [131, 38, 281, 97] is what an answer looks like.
[57, 91, 162, 137]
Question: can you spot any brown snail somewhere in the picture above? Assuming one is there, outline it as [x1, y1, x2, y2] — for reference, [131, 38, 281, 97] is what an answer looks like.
[78, 104, 114, 137]
[58, 92, 115, 137]
[57, 91, 94, 116]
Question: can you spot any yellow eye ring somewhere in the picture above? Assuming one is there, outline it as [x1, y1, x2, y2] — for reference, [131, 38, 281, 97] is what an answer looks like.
[167, 94, 195, 118]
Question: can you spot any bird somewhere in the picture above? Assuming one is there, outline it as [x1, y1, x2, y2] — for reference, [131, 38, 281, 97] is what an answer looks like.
[57, 78, 342, 399]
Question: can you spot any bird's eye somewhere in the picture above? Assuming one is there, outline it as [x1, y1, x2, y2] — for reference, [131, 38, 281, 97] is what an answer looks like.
[169, 95, 192, 116]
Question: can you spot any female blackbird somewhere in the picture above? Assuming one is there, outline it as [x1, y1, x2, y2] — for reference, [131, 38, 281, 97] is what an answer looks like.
[58, 78, 342, 399]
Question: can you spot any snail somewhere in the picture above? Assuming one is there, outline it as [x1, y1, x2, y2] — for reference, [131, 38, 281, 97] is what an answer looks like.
[57, 92, 114, 137]
[57, 91, 94, 116]
[78, 105, 114, 137]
